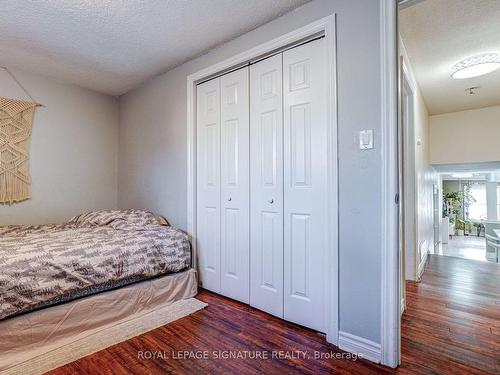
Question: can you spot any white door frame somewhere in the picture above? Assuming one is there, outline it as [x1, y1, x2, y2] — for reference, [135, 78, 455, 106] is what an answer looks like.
[400, 58, 418, 282]
[380, 0, 400, 369]
[186, 15, 339, 345]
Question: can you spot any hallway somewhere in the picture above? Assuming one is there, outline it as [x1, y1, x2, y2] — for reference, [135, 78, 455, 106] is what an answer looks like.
[402, 255, 500, 374]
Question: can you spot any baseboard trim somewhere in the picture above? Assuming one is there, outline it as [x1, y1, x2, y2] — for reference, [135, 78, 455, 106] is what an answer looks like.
[416, 249, 429, 280]
[338, 331, 381, 363]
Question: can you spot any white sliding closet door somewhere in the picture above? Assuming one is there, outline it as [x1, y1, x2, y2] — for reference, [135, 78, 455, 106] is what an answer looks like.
[220, 68, 250, 303]
[283, 38, 328, 332]
[196, 78, 221, 294]
[250, 54, 284, 317]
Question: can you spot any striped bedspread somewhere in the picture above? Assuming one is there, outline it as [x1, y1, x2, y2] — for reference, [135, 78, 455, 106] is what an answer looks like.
[0, 210, 191, 320]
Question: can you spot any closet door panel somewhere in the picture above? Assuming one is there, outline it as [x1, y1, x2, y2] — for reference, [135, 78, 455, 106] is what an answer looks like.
[220, 68, 250, 303]
[196, 78, 221, 293]
[283, 38, 328, 332]
[250, 54, 284, 318]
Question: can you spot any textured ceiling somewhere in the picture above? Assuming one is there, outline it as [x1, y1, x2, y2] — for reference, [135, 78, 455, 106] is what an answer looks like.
[0, 0, 309, 96]
[400, 0, 500, 115]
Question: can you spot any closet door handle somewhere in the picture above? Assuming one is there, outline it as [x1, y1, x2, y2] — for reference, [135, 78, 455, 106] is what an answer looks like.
[268, 199, 274, 204]
[227, 197, 232, 202]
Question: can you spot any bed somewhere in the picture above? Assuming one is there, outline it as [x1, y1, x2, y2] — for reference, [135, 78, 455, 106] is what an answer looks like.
[0, 209, 198, 372]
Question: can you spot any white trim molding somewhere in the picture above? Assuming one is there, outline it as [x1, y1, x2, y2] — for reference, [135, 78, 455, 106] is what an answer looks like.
[417, 248, 429, 280]
[400, 53, 419, 283]
[339, 331, 382, 364]
[380, 0, 400, 369]
[186, 15, 339, 346]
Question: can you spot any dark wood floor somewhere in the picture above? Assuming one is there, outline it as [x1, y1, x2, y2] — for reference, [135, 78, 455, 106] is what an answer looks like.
[400, 255, 499, 374]
[49, 255, 499, 374]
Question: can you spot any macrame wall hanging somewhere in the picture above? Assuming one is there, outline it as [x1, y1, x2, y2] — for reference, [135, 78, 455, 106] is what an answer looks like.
[0, 67, 42, 204]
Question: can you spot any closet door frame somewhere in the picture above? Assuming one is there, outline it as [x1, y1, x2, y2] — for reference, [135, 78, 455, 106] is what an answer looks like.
[187, 15, 338, 345]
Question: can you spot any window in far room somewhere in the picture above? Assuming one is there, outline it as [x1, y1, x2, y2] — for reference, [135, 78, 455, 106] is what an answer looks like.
[468, 183, 487, 221]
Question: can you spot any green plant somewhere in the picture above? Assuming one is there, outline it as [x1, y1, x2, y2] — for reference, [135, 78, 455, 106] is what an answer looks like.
[456, 219, 474, 232]
[444, 191, 463, 220]
[443, 184, 477, 225]
[462, 185, 476, 219]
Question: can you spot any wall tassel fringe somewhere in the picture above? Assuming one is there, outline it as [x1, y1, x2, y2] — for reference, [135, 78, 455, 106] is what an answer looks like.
[0, 97, 40, 204]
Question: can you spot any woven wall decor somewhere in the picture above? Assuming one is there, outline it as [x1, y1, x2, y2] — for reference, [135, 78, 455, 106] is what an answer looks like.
[0, 97, 40, 204]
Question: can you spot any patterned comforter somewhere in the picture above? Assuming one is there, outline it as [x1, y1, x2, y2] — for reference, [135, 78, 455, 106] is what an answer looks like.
[0, 210, 191, 321]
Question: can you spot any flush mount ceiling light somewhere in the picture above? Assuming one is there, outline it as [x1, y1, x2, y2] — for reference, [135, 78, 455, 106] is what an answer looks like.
[451, 53, 500, 79]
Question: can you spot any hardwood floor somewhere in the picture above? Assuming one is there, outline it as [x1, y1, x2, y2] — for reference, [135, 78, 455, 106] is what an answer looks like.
[49, 255, 499, 374]
[401, 255, 499, 374]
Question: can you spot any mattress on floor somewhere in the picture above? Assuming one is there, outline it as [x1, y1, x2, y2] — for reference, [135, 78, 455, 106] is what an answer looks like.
[0, 209, 191, 320]
[0, 268, 198, 372]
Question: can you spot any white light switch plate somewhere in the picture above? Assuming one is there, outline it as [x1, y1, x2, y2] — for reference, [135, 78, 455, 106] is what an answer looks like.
[359, 129, 373, 150]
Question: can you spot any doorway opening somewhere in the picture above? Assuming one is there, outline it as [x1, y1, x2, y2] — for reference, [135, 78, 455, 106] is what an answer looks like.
[396, 0, 500, 373]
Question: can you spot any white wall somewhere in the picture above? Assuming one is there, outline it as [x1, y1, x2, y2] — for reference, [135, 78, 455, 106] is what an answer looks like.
[400, 39, 437, 280]
[430, 105, 500, 165]
[414, 75, 436, 269]
[0, 68, 119, 225]
[119, 0, 384, 345]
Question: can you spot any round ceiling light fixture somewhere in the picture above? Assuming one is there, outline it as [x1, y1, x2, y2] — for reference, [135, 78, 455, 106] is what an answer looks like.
[451, 53, 500, 79]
